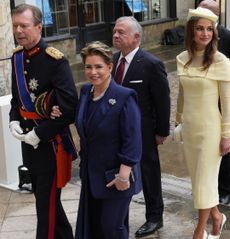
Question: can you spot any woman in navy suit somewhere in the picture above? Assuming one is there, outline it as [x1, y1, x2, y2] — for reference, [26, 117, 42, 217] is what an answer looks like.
[52, 41, 142, 239]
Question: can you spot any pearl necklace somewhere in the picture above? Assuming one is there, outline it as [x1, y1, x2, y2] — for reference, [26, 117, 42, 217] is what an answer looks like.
[91, 79, 111, 101]
[92, 91, 106, 101]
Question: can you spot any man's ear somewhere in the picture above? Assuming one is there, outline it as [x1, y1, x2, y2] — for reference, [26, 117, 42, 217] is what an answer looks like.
[134, 33, 140, 40]
[37, 23, 42, 33]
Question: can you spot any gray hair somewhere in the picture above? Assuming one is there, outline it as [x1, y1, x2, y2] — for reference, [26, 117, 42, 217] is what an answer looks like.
[12, 3, 42, 26]
[115, 16, 143, 44]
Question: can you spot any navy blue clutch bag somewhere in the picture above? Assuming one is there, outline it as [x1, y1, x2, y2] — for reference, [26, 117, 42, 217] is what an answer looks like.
[105, 168, 135, 183]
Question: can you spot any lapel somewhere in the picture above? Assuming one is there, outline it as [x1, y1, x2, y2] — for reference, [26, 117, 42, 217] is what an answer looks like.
[123, 49, 143, 84]
[75, 85, 91, 140]
[77, 80, 118, 140]
[112, 53, 120, 77]
[113, 50, 144, 85]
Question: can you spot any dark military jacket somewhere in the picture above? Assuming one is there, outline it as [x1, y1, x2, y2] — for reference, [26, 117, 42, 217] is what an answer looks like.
[10, 38, 78, 174]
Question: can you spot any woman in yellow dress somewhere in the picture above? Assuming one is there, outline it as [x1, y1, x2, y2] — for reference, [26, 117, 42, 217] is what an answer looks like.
[176, 7, 230, 239]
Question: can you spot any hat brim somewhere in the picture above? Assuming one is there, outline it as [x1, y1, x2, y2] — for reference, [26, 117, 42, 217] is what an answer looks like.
[187, 7, 218, 23]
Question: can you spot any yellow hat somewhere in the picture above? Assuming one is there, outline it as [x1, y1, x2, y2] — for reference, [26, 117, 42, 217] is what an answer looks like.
[199, 0, 219, 16]
[187, 7, 218, 23]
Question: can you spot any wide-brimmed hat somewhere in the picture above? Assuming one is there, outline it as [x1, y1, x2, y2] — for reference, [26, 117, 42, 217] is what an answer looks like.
[187, 7, 218, 23]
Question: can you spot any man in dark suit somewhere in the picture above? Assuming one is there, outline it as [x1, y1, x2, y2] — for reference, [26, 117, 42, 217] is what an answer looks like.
[199, 0, 230, 205]
[10, 4, 78, 239]
[112, 16, 170, 237]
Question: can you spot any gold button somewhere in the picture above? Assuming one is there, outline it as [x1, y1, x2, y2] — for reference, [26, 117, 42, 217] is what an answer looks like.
[24, 71, 27, 75]
[21, 106, 25, 110]
[26, 59, 30, 63]
[23, 117, 27, 120]
[25, 128, 29, 132]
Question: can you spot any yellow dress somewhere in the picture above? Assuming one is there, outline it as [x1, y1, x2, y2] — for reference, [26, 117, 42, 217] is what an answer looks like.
[176, 50, 230, 209]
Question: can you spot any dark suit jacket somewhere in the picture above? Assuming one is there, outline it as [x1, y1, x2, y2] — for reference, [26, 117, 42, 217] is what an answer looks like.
[218, 25, 230, 58]
[113, 49, 170, 151]
[75, 80, 142, 199]
[217, 25, 230, 195]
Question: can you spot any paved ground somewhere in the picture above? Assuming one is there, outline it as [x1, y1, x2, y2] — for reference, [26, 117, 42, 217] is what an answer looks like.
[1, 44, 230, 238]
[1, 172, 230, 239]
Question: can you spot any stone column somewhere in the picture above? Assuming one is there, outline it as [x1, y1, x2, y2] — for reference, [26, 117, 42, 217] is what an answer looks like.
[0, 0, 14, 96]
[227, 0, 230, 29]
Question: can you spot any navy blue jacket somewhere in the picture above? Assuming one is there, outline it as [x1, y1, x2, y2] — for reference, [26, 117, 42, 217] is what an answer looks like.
[75, 80, 142, 199]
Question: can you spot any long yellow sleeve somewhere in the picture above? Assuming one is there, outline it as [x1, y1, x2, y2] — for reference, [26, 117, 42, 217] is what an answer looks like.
[219, 81, 230, 138]
[176, 82, 184, 124]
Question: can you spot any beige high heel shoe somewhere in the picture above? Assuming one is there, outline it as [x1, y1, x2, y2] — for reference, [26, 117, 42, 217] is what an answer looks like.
[207, 213, 227, 239]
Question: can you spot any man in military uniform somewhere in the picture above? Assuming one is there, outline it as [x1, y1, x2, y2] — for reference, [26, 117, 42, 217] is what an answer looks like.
[9, 4, 78, 239]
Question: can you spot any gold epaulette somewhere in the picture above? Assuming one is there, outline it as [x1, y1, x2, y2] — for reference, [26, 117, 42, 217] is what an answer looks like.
[13, 45, 23, 54]
[45, 47, 64, 60]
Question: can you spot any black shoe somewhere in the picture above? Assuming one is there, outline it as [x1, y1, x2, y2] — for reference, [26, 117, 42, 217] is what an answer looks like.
[135, 221, 163, 238]
[220, 194, 230, 204]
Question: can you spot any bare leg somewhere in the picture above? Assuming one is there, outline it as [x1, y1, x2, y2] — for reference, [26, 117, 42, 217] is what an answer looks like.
[210, 206, 223, 235]
[193, 208, 210, 239]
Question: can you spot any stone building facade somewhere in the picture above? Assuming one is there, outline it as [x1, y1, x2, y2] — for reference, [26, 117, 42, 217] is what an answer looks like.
[0, 1, 14, 96]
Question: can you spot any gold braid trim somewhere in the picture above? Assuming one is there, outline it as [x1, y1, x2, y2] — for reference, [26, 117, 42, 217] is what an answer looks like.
[34, 92, 48, 118]
[13, 46, 23, 54]
[45, 47, 64, 60]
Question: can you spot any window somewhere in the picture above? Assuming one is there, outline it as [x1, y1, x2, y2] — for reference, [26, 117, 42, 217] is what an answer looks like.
[125, 0, 147, 13]
[142, 0, 168, 20]
[36, 0, 78, 38]
[111, 0, 168, 22]
[81, 0, 104, 25]
[68, 0, 78, 34]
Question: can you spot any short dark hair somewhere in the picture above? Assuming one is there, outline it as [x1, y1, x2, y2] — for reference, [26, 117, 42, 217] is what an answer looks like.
[81, 41, 113, 65]
[12, 4, 42, 26]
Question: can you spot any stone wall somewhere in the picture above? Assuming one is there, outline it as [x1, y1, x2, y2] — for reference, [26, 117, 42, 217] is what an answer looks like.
[227, 0, 230, 29]
[176, 0, 194, 26]
[0, 1, 15, 96]
[142, 21, 177, 49]
[48, 20, 178, 64]
[46, 38, 77, 64]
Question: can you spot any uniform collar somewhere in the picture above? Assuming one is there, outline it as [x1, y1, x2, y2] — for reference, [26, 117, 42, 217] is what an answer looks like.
[24, 38, 46, 58]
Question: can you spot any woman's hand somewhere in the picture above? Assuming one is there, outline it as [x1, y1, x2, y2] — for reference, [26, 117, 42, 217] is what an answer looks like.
[220, 137, 230, 156]
[106, 164, 131, 191]
[50, 105, 62, 119]
[106, 176, 130, 191]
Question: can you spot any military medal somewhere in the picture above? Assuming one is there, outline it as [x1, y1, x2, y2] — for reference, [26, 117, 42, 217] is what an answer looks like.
[30, 92, 36, 102]
[29, 78, 39, 91]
